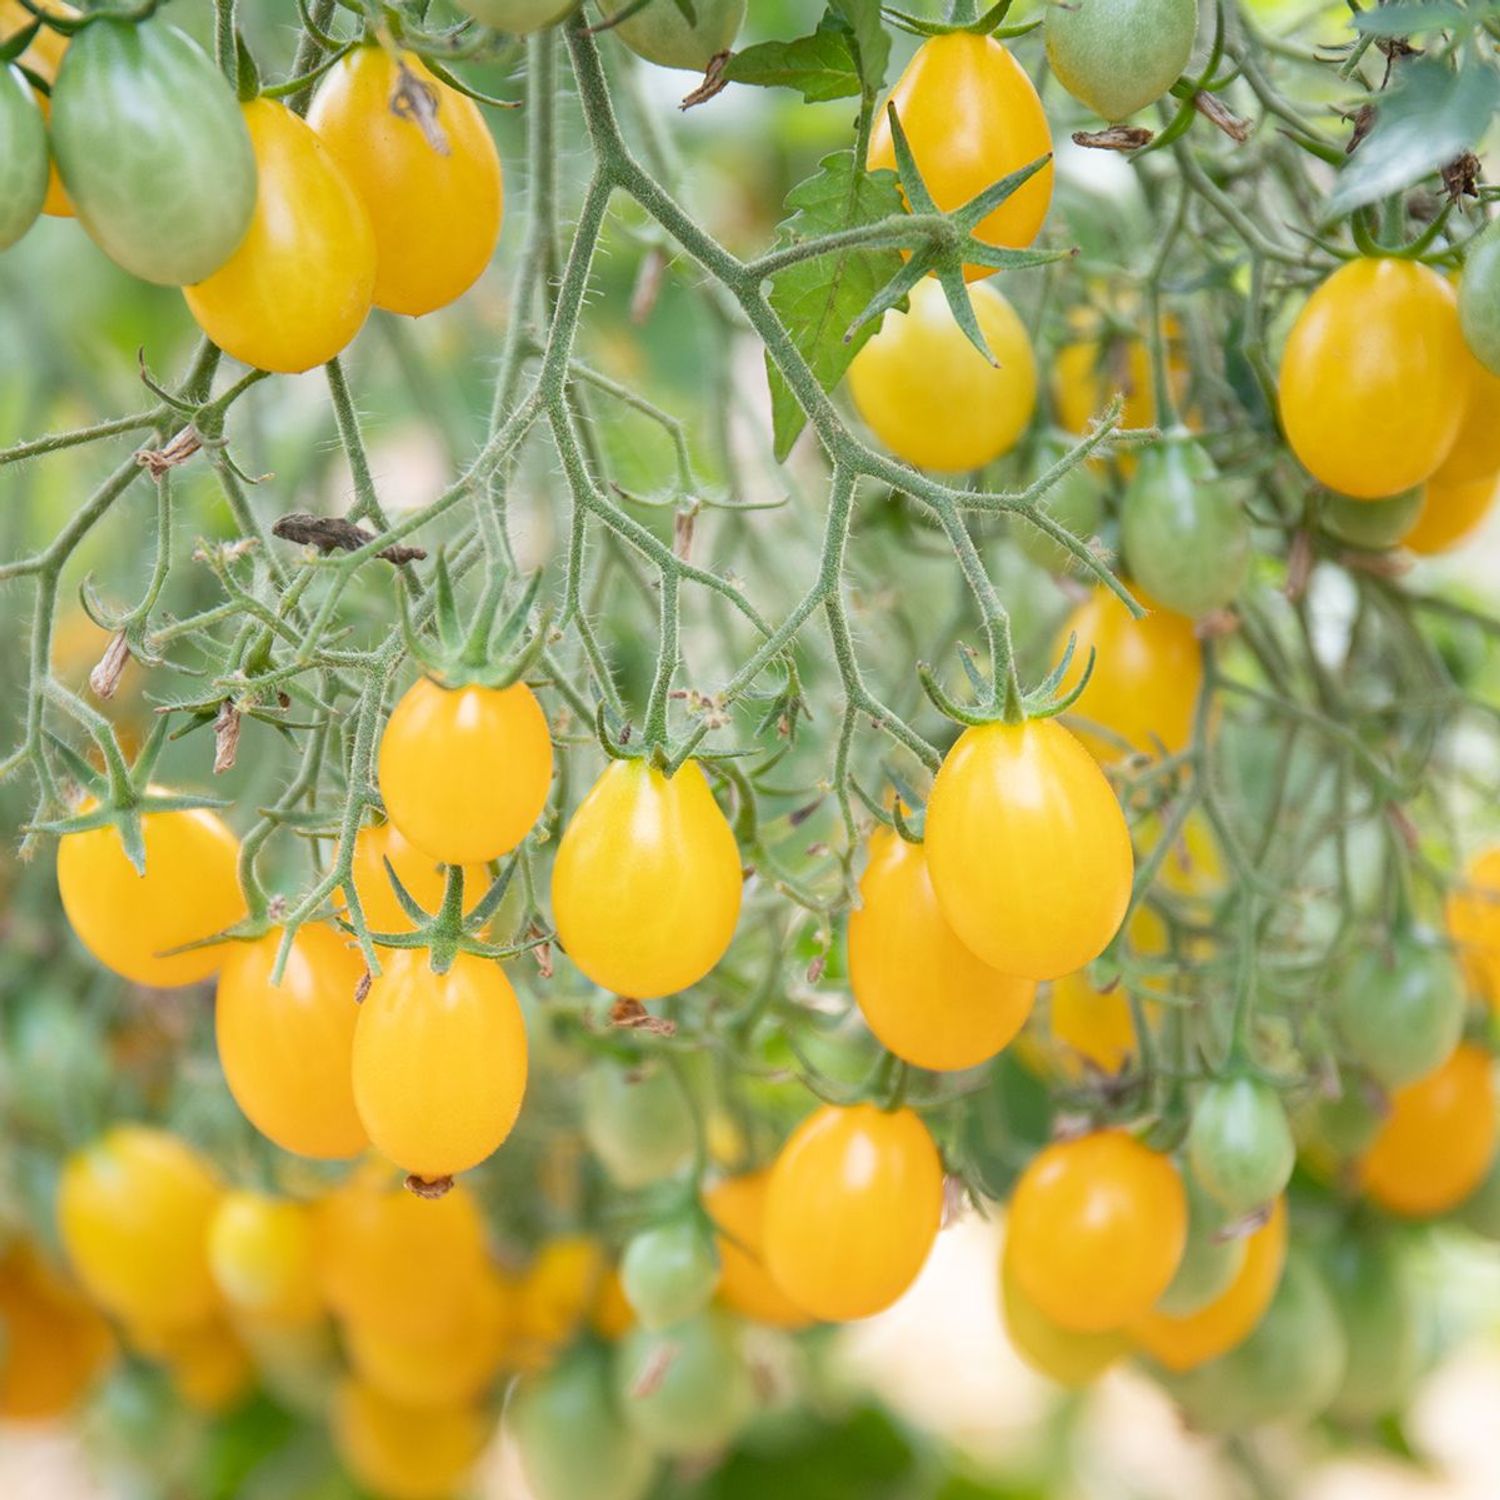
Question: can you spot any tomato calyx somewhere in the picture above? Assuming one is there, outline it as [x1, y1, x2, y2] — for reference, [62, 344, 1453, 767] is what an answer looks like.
[884, 0, 1038, 42]
[918, 624, 1102, 732]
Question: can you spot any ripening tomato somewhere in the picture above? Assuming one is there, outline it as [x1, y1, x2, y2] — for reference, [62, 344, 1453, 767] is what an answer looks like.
[378, 677, 553, 866]
[457, 0, 577, 29]
[1057, 589, 1203, 761]
[1361, 1042, 1498, 1217]
[1133, 1196, 1287, 1371]
[0, 0, 75, 216]
[50, 18, 255, 284]
[56, 800, 245, 987]
[1000, 1239, 1128, 1386]
[868, 33, 1052, 279]
[1186, 1076, 1296, 1218]
[848, 827, 1035, 1071]
[0, 1242, 115, 1421]
[613, 1312, 755, 1457]
[1406, 469, 1499, 555]
[1321, 489, 1424, 550]
[349, 819, 491, 935]
[703, 1171, 814, 1329]
[1155, 1174, 1246, 1318]
[184, 99, 374, 373]
[1046, 0, 1197, 122]
[599, 0, 746, 68]
[207, 1192, 323, 1328]
[552, 758, 742, 999]
[580, 1062, 696, 1189]
[334, 1379, 490, 1500]
[215, 924, 369, 1160]
[309, 46, 502, 317]
[58, 1126, 222, 1330]
[924, 717, 1134, 981]
[847, 278, 1036, 472]
[1446, 847, 1500, 1008]
[620, 1219, 719, 1331]
[0, 66, 47, 250]
[763, 1104, 943, 1322]
[1007, 1129, 1186, 1333]
[353, 948, 528, 1181]
[1279, 258, 1470, 499]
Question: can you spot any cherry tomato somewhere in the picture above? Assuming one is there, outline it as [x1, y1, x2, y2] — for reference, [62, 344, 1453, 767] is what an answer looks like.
[165, 1320, 254, 1415]
[1406, 469, 1498, 555]
[1058, 589, 1203, 762]
[1000, 1239, 1128, 1386]
[349, 819, 491, 935]
[1332, 930, 1464, 1088]
[207, 1191, 323, 1328]
[1052, 310, 1189, 459]
[1360, 1042, 1497, 1217]
[702, 1171, 814, 1329]
[50, 18, 255, 284]
[334, 1378, 489, 1500]
[598, 0, 746, 70]
[1435, 322, 1500, 481]
[378, 676, 552, 865]
[621, 1219, 719, 1332]
[353, 947, 528, 1181]
[1321, 489, 1423, 550]
[925, 717, 1134, 981]
[613, 1311, 754, 1456]
[309, 46, 502, 317]
[184, 99, 374, 374]
[1007, 1129, 1186, 1332]
[215, 924, 369, 1161]
[1458, 217, 1500, 375]
[1186, 1075, 1296, 1218]
[1133, 1196, 1287, 1371]
[457, 0, 577, 29]
[0, 1241, 115, 1421]
[0, 0, 75, 217]
[0, 66, 46, 250]
[1155, 1175, 1246, 1318]
[1323, 1234, 1418, 1422]
[580, 1061, 695, 1189]
[56, 800, 244, 988]
[847, 277, 1036, 473]
[1279, 258, 1469, 499]
[58, 1125, 222, 1330]
[848, 826, 1035, 1071]
[1119, 437, 1250, 618]
[511, 1343, 656, 1500]
[551, 758, 742, 1000]
[1445, 846, 1500, 1009]
[512, 1235, 611, 1365]
[868, 33, 1052, 279]
[1045, 0, 1197, 122]
[763, 1104, 943, 1322]
[1049, 968, 1139, 1075]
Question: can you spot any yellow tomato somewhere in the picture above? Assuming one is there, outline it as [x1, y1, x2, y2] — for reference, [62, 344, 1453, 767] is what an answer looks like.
[1279, 258, 1470, 499]
[378, 677, 553, 866]
[848, 826, 1035, 1070]
[589, 1263, 636, 1341]
[1000, 1238, 1128, 1386]
[512, 1235, 608, 1366]
[58, 1125, 222, 1330]
[847, 277, 1036, 472]
[309, 46, 503, 317]
[0, 1241, 115, 1421]
[166, 1320, 254, 1414]
[1133, 1196, 1288, 1370]
[185, 99, 374, 373]
[1434, 343, 1500, 483]
[0, 0, 75, 215]
[56, 800, 244, 987]
[703, 1171, 814, 1329]
[1406, 469, 1498, 555]
[867, 32, 1052, 279]
[207, 1192, 323, 1328]
[1361, 1043, 1497, 1218]
[333, 1379, 490, 1500]
[1446, 846, 1500, 1008]
[924, 718, 1134, 981]
[349, 819, 490, 934]
[1007, 1129, 1186, 1332]
[215, 925, 369, 1161]
[763, 1104, 944, 1322]
[551, 758, 743, 1000]
[1049, 970, 1139, 1075]
[352, 948, 529, 1181]
[1058, 589, 1203, 761]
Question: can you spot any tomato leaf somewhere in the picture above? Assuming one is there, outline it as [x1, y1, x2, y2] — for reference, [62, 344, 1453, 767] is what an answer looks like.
[1326, 56, 1500, 217]
[825, 0, 890, 101]
[1350, 0, 1475, 35]
[720, 24, 862, 102]
[762, 150, 906, 461]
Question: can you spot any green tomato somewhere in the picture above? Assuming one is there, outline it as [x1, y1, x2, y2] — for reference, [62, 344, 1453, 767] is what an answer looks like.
[1155, 1175, 1248, 1318]
[455, 0, 577, 29]
[51, 18, 256, 285]
[1459, 219, 1500, 376]
[1301, 1078, 1385, 1161]
[621, 1219, 719, 1331]
[580, 1062, 695, 1189]
[1187, 1075, 1295, 1218]
[1333, 932, 1464, 1090]
[1045, 0, 1198, 122]
[1320, 490, 1423, 550]
[1013, 457, 1104, 574]
[0, 66, 47, 251]
[1323, 1234, 1419, 1422]
[1120, 437, 1251, 618]
[614, 1312, 755, 1457]
[511, 1345, 657, 1500]
[1159, 1251, 1347, 1432]
[599, 0, 747, 71]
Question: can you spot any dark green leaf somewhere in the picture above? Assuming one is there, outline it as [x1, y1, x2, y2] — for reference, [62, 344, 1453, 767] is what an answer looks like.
[826, 0, 890, 100]
[721, 29, 862, 103]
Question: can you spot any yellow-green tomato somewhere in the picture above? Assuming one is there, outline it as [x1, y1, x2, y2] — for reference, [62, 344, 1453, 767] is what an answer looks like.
[598, 0, 746, 71]
[0, 65, 47, 250]
[847, 278, 1037, 472]
[551, 759, 742, 1000]
[924, 718, 1134, 981]
[184, 99, 375, 374]
[848, 826, 1035, 1071]
[1046, 0, 1197, 122]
